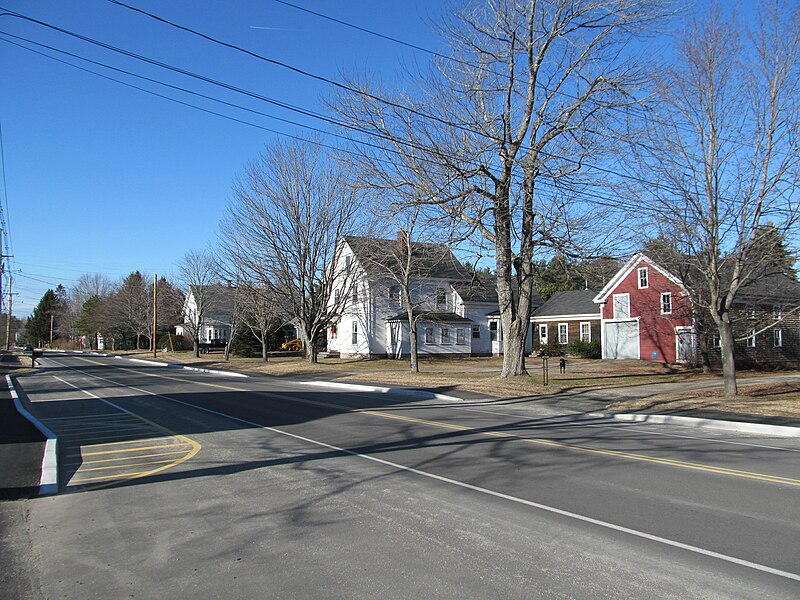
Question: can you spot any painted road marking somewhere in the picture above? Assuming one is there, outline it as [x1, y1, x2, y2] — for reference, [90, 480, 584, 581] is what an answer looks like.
[38, 376, 201, 490]
[90, 379, 800, 584]
[61, 356, 800, 489]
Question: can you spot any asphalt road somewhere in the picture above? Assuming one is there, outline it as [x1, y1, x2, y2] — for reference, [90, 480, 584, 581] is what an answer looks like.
[3, 352, 800, 599]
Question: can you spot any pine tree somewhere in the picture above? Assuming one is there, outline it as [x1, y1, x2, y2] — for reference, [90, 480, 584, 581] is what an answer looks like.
[26, 289, 64, 346]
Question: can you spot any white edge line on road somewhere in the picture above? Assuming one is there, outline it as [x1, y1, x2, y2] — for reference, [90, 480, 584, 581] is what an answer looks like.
[592, 412, 800, 438]
[69, 364, 800, 584]
[6, 374, 58, 496]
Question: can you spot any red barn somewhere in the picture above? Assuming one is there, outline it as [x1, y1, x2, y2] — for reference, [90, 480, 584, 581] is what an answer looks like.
[593, 254, 695, 364]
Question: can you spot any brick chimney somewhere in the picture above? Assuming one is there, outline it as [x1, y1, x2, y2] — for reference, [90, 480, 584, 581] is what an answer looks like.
[397, 230, 409, 249]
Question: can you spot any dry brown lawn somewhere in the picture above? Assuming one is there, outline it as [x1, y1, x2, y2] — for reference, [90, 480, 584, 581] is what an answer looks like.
[608, 381, 800, 419]
[60, 350, 800, 419]
[118, 350, 704, 397]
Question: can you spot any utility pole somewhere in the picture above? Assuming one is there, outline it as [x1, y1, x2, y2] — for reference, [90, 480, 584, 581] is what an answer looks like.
[5, 276, 12, 350]
[49, 313, 54, 347]
[152, 273, 158, 358]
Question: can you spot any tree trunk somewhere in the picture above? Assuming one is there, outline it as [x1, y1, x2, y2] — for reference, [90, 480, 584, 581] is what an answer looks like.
[193, 339, 200, 358]
[261, 339, 268, 362]
[409, 319, 419, 373]
[717, 318, 738, 396]
[303, 329, 318, 363]
[501, 319, 528, 378]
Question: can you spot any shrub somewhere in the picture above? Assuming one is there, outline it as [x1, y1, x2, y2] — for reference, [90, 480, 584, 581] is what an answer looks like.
[566, 339, 601, 359]
[534, 342, 566, 357]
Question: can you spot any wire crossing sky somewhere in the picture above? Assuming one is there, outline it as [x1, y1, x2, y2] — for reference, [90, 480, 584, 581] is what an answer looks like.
[0, 0, 702, 317]
[1, 0, 464, 316]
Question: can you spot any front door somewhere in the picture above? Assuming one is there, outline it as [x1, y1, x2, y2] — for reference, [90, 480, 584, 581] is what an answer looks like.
[675, 327, 697, 364]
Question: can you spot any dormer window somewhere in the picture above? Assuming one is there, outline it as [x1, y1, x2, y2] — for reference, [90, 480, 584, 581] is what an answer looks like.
[436, 288, 448, 308]
[388, 285, 401, 307]
[638, 267, 649, 289]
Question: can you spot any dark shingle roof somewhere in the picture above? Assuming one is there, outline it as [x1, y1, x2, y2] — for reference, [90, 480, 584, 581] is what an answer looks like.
[451, 274, 544, 307]
[189, 284, 236, 317]
[386, 310, 473, 323]
[344, 236, 470, 281]
[737, 273, 800, 302]
[533, 290, 600, 318]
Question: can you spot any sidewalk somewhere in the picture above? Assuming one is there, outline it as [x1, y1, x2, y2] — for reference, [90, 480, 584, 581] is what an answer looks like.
[0, 368, 46, 500]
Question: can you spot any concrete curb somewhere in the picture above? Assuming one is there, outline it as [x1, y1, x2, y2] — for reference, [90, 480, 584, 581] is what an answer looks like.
[104, 354, 250, 378]
[294, 379, 466, 403]
[6, 375, 58, 495]
[175, 365, 249, 378]
[591, 411, 800, 438]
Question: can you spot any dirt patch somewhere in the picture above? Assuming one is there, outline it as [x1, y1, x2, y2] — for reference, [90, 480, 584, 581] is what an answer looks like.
[607, 381, 800, 419]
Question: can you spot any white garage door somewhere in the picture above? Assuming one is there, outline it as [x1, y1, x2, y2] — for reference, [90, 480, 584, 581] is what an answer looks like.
[604, 321, 639, 359]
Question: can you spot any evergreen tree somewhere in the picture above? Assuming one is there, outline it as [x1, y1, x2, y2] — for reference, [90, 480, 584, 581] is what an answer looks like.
[26, 289, 64, 346]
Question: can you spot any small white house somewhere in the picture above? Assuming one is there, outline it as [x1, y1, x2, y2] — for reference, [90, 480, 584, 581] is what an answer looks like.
[327, 235, 539, 359]
[175, 284, 235, 344]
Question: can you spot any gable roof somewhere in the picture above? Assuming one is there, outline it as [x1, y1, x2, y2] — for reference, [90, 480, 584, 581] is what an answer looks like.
[532, 290, 600, 318]
[344, 235, 470, 281]
[189, 284, 236, 317]
[737, 272, 800, 303]
[451, 273, 545, 307]
[593, 253, 686, 304]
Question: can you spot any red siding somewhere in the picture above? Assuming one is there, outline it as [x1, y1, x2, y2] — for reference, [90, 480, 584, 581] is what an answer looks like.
[601, 260, 692, 363]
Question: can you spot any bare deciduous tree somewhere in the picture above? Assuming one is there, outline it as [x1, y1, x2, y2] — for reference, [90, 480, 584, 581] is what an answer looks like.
[176, 249, 220, 358]
[115, 271, 151, 349]
[221, 139, 370, 363]
[336, 0, 667, 377]
[235, 281, 284, 361]
[629, 1, 800, 395]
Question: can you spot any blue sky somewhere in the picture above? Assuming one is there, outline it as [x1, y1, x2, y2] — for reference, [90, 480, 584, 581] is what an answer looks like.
[1, 0, 450, 316]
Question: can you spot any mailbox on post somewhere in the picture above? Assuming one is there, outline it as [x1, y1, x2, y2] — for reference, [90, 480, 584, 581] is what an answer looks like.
[29, 349, 43, 367]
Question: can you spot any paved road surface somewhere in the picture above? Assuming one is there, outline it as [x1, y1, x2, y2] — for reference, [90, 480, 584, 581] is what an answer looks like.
[3, 352, 800, 598]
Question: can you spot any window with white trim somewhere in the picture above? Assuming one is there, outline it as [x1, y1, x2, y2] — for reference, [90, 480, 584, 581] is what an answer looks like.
[713, 335, 721, 348]
[747, 304, 756, 319]
[638, 267, 649, 289]
[538, 324, 548, 344]
[774, 329, 783, 348]
[388, 285, 401, 307]
[456, 328, 466, 345]
[558, 323, 568, 345]
[580, 322, 591, 342]
[661, 292, 672, 315]
[773, 305, 783, 320]
[490, 321, 498, 341]
[425, 327, 434, 344]
[436, 288, 448, 308]
[472, 325, 480, 339]
[351, 321, 358, 345]
[748, 329, 756, 348]
[441, 327, 450, 344]
[612, 294, 630, 319]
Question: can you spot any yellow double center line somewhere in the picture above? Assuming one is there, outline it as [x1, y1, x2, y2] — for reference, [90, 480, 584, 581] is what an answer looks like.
[363, 410, 800, 487]
[77, 358, 800, 489]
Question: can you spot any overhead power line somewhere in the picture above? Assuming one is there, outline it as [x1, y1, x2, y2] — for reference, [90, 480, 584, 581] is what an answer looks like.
[0, 5, 687, 208]
[106, 0, 473, 135]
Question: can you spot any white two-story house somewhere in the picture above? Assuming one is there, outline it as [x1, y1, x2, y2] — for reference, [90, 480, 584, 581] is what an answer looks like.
[327, 234, 539, 358]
